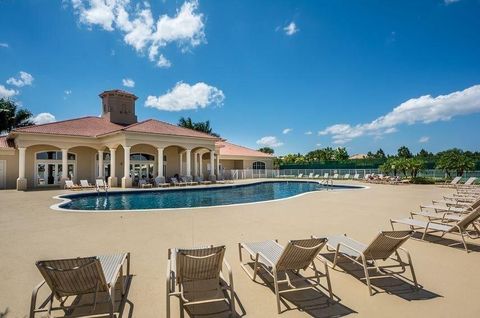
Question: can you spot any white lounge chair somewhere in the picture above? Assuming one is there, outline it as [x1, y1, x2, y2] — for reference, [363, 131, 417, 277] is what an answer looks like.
[31, 253, 130, 318]
[344, 173, 351, 179]
[154, 176, 170, 187]
[317, 231, 417, 296]
[391, 206, 480, 252]
[239, 238, 332, 314]
[167, 245, 235, 318]
[96, 179, 109, 191]
[80, 179, 95, 189]
[353, 173, 360, 180]
[323, 173, 329, 179]
[333, 173, 339, 179]
[64, 180, 81, 190]
[440, 176, 462, 188]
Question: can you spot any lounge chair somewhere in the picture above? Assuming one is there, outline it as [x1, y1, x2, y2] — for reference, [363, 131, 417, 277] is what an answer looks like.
[138, 179, 152, 188]
[80, 179, 95, 189]
[297, 173, 303, 178]
[96, 179, 109, 191]
[195, 176, 212, 185]
[344, 173, 350, 179]
[317, 230, 417, 296]
[459, 177, 478, 187]
[154, 176, 170, 187]
[30, 253, 130, 318]
[215, 175, 227, 184]
[183, 176, 199, 186]
[353, 173, 360, 180]
[333, 173, 339, 179]
[239, 238, 333, 314]
[306, 172, 314, 179]
[313, 174, 320, 179]
[390, 206, 480, 252]
[170, 177, 186, 186]
[167, 245, 234, 318]
[323, 173, 329, 179]
[64, 180, 81, 190]
[440, 176, 462, 188]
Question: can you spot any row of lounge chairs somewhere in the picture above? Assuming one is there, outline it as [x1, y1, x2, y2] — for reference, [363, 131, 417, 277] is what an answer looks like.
[30, 230, 420, 317]
[440, 176, 478, 188]
[65, 179, 109, 191]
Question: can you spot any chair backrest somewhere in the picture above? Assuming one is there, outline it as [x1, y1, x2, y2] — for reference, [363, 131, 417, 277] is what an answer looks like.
[450, 176, 462, 185]
[276, 238, 327, 271]
[464, 177, 477, 185]
[323, 173, 329, 178]
[308, 173, 314, 178]
[36, 257, 107, 300]
[170, 177, 178, 183]
[344, 174, 350, 179]
[174, 245, 225, 284]
[362, 230, 413, 261]
[364, 174, 371, 179]
[155, 176, 165, 185]
[65, 180, 74, 188]
[138, 179, 146, 185]
[96, 179, 105, 187]
[80, 180, 89, 187]
[298, 173, 303, 178]
[457, 206, 480, 230]
[354, 173, 360, 179]
[333, 174, 339, 179]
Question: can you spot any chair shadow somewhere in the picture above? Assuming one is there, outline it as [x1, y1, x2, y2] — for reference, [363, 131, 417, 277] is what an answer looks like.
[321, 253, 441, 301]
[244, 263, 356, 318]
[63, 274, 135, 318]
[411, 232, 480, 252]
[181, 279, 247, 317]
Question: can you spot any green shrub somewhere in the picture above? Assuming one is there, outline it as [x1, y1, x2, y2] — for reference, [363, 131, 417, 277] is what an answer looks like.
[409, 177, 435, 184]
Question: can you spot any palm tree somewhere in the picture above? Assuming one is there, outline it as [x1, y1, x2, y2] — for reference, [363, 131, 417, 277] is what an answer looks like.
[177, 116, 220, 137]
[0, 99, 34, 134]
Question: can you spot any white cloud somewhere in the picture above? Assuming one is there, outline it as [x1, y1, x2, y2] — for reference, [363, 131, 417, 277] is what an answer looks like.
[419, 136, 430, 143]
[444, 0, 460, 4]
[283, 22, 298, 36]
[282, 128, 292, 134]
[318, 84, 480, 144]
[0, 85, 18, 99]
[145, 82, 225, 111]
[0, 43, 8, 48]
[33, 113, 56, 125]
[6, 71, 34, 87]
[122, 78, 135, 87]
[316, 143, 322, 147]
[256, 136, 284, 148]
[304, 131, 312, 135]
[64, 90, 72, 95]
[71, 0, 205, 66]
[156, 54, 172, 68]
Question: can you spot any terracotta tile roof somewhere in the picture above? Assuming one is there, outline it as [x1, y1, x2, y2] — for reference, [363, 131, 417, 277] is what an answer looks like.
[13, 117, 124, 137]
[0, 136, 14, 148]
[217, 141, 273, 158]
[121, 119, 219, 140]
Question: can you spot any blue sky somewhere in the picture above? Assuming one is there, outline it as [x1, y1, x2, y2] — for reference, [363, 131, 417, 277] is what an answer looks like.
[1, 0, 479, 156]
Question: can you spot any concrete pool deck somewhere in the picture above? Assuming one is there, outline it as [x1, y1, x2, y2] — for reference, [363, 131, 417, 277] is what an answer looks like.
[1, 179, 479, 317]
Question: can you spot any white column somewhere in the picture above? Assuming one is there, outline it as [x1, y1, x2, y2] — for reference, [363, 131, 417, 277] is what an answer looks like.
[18, 147, 26, 179]
[98, 150, 104, 178]
[199, 153, 203, 177]
[216, 152, 220, 176]
[110, 148, 116, 178]
[61, 149, 68, 180]
[158, 148, 164, 178]
[17, 147, 27, 190]
[186, 149, 192, 177]
[108, 147, 117, 187]
[179, 152, 183, 175]
[122, 146, 132, 188]
[194, 152, 198, 176]
[210, 150, 215, 176]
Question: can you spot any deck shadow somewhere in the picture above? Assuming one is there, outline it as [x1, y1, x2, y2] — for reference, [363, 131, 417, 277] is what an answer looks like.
[40, 274, 135, 318]
[321, 253, 441, 301]
[244, 263, 356, 318]
[411, 232, 480, 252]
[183, 291, 246, 318]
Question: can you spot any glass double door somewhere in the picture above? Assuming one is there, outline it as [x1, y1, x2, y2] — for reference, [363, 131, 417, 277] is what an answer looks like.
[36, 163, 75, 186]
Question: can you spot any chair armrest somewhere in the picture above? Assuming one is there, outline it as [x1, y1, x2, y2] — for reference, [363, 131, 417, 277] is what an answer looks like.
[30, 280, 46, 318]
[222, 258, 234, 288]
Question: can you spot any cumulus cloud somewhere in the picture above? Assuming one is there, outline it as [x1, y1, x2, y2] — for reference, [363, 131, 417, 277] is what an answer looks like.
[304, 131, 312, 135]
[256, 136, 284, 147]
[282, 128, 292, 134]
[0, 43, 8, 48]
[71, 0, 205, 67]
[6, 71, 34, 87]
[419, 136, 430, 143]
[145, 82, 225, 111]
[318, 85, 480, 144]
[283, 22, 298, 36]
[122, 78, 135, 87]
[33, 113, 56, 125]
[0, 85, 18, 99]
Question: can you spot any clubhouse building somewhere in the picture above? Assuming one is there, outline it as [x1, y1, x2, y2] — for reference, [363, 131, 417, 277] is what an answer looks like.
[0, 90, 273, 190]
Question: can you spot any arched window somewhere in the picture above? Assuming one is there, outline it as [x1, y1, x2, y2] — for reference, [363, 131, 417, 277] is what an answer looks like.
[252, 161, 266, 170]
[130, 153, 155, 161]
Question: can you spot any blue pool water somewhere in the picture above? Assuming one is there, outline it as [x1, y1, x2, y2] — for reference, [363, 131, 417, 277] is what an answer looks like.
[57, 181, 362, 211]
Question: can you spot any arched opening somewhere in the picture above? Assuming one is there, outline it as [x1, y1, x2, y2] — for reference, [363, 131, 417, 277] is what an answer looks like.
[252, 161, 266, 171]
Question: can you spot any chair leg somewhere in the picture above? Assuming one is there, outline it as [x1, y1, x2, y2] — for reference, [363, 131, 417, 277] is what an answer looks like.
[361, 257, 373, 296]
[460, 232, 470, 253]
[273, 268, 282, 314]
[324, 262, 334, 300]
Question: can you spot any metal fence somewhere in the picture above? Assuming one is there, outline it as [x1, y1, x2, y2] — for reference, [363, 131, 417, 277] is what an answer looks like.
[224, 168, 480, 181]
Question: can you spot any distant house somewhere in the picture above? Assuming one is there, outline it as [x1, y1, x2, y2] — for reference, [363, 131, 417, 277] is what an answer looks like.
[349, 153, 368, 160]
[0, 89, 273, 190]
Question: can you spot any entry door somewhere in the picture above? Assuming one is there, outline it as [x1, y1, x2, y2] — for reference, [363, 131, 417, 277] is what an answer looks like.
[0, 160, 5, 189]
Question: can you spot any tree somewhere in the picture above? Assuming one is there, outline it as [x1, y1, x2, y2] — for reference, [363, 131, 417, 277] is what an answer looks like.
[397, 146, 413, 158]
[334, 147, 349, 161]
[258, 147, 274, 154]
[375, 148, 386, 159]
[436, 149, 475, 177]
[0, 99, 34, 134]
[417, 148, 432, 159]
[406, 158, 425, 177]
[177, 117, 220, 137]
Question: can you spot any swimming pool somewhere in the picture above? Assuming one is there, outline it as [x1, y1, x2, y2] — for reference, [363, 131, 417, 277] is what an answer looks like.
[54, 181, 364, 211]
